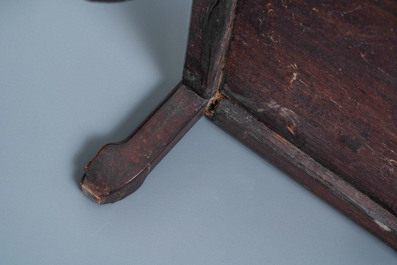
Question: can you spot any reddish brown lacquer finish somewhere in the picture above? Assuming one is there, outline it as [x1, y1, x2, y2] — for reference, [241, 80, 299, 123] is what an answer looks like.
[81, 84, 207, 204]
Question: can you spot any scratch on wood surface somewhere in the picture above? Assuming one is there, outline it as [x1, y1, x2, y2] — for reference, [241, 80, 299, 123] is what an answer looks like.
[290, 63, 298, 85]
[387, 159, 397, 166]
[329, 98, 342, 108]
[374, 219, 392, 232]
[287, 125, 296, 135]
[267, 99, 281, 110]
[360, 52, 369, 64]
[377, 67, 391, 78]
[290, 72, 298, 84]
[342, 5, 362, 15]
[265, 100, 299, 135]
[339, 82, 352, 101]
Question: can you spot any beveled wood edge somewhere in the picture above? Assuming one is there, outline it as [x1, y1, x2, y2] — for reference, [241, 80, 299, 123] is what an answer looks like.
[208, 97, 397, 250]
[81, 84, 208, 204]
[80, 0, 239, 204]
[183, 0, 238, 99]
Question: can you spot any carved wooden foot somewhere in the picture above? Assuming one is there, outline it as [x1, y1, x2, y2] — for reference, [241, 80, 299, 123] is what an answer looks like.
[81, 84, 207, 204]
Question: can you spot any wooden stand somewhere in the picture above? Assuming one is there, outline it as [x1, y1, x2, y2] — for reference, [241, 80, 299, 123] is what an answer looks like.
[83, 0, 397, 250]
[81, 84, 207, 204]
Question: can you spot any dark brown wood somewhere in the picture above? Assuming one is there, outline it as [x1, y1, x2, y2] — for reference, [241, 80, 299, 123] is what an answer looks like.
[80, 0, 238, 203]
[222, 0, 397, 216]
[183, 0, 237, 99]
[82, 0, 397, 250]
[210, 98, 397, 250]
[81, 84, 207, 204]
[199, 0, 397, 249]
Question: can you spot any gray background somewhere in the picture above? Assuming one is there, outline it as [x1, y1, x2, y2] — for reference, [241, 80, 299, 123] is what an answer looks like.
[0, 0, 396, 264]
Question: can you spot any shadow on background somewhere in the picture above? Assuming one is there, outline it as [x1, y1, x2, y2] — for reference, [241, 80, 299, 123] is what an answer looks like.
[73, 0, 191, 187]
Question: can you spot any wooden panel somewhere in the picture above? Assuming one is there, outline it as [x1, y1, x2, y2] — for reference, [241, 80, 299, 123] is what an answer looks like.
[210, 98, 397, 250]
[223, 0, 397, 216]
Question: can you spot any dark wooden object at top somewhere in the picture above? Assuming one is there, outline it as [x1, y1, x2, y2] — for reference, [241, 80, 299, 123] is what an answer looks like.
[84, 0, 396, 250]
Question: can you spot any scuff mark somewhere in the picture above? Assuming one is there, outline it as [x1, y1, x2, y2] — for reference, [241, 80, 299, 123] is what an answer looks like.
[329, 98, 342, 108]
[267, 99, 281, 110]
[287, 125, 296, 135]
[360, 52, 369, 64]
[268, 33, 275, 43]
[342, 5, 362, 15]
[291, 72, 298, 84]
[387, 159, 397, 167]
[280, 107, 299, 128]
[298, 79, 309, 88]
[339, 82, 352, 101]
[265, 100, 299, 135]
[290, 63, 298, 85]
[374, 219, 391, 232]
[377, 67, 391, 78]
[364, 144, 397, 168]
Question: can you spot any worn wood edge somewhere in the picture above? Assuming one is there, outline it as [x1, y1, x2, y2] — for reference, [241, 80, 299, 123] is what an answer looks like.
[81, 84, 208, 204]
[208, 97, 397, 250]
[222, 0, 397, 216]
[183, 0, 238, 99]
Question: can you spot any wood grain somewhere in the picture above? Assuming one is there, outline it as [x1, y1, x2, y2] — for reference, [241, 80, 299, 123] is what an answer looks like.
[183, 0, 237, 99]
[223, 0, 397, 216]
[82, 0, 397, 249]
[81, 84, 207, 204]
[210, 98, 397, 250]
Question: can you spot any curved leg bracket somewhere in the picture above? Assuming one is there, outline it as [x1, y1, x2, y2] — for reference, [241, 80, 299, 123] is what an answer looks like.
[81, 84, 207, 204]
